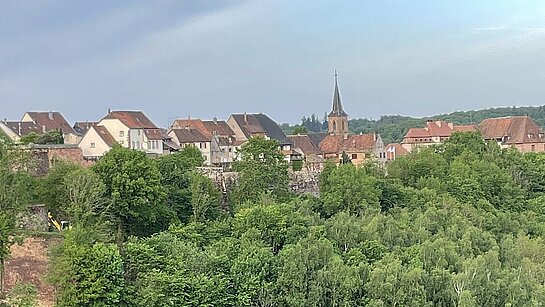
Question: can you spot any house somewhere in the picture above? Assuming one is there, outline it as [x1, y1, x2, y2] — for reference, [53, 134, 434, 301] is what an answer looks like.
[385, 143, 409, 161]
[401, 120, 477, 152]
[287, 134, 324, 171]
[73, 121, 98, 136]
[78, 110, 164, 159]
[168, 127, 213, 164]
[319, 133, 386, 165]
[227, 113, 294, 161]
[478, 116, 545, 152]
[21, 111, 79, 144]
[0, 121, 43, 143]
[170, 118, 238, 165]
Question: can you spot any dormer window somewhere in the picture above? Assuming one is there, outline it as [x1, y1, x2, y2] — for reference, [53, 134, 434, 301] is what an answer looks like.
[540, 133, 544, 138]
[528, 133, 534, 138]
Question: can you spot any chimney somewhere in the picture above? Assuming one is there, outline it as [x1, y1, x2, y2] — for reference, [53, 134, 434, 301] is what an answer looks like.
[48, 111, 54, 120]
[343, 133, 348, 140]
[243, 112, 247, 122]
[373, 133, 377, 141]
[42, 124, 46, 133]
[435, 120, 442, 127]
[18, 122, 22, 136]
[107, 108, 111, 114]
[213, 117, 218, 124]
[448, 122, 454, 129]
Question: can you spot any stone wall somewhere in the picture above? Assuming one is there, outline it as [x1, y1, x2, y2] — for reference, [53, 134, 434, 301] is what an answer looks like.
[196, 166, 321, 198]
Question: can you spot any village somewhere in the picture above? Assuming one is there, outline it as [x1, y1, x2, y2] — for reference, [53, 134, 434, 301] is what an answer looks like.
[1, 75, 544, 175]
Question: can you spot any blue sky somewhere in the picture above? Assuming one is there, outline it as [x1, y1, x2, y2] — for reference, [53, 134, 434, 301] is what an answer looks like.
[2, 1, 545, 126]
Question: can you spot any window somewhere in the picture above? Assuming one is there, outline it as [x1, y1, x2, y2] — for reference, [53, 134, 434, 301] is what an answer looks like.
[119, 131, 124, 137]
[532, 144, 536, 152]
[351, 153, 358, 159]
[90, 142, 96, 148]
[333, 121, 337, 131]
[200, 142, 207, 149]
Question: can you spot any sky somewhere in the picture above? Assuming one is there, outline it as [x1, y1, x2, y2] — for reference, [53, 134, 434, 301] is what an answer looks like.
[2, 0, 545, 127]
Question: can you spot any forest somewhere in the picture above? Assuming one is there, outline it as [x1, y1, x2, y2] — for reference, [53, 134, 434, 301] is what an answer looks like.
[283, 105, 545, 144]
[1, 132, 545, 306]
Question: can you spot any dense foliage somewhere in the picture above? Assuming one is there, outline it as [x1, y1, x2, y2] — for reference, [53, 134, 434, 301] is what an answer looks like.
[5, 133, 545, 305]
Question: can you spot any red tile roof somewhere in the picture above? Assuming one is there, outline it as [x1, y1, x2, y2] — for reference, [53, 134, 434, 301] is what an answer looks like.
[171, 128, 210, 143]
[23, 112, 76, 134]
[202, 120, 235, 137]
[385, 143, 408, 160]
[94, 126, 117, 146]
[479, 116, 545, 144]
[404, 120, 476, 139]
[102, 111, 157, 129]
[287, 135, 321, 155]
[319, 133, 378, 154]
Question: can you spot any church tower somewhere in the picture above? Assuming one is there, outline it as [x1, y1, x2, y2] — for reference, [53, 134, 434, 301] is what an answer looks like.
[327, 71, 349, 135]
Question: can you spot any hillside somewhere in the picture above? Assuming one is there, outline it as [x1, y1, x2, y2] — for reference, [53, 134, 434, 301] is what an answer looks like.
[285, 105, 545, 144]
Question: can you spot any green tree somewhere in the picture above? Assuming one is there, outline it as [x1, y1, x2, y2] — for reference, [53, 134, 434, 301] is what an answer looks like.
[48, 227, 124, 306]
[155, 147, 204, 224]
[190, 172, 222, 222]
[231, 137, 289, 205]
[20, 130, 64, 145]
[292, 126, 308, 135]
[93, 145, 167, 244]
[319, 164, 381, 217]
[63, 168, 108, 228]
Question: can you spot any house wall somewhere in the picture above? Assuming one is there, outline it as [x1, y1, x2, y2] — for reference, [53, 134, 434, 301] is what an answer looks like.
[227, 116, 248, 142]
[143, 135, 163, 155]
[0, 123, 20, 142]
[21, 113, 33, 122]
[64, 132, 80, 145]
[78, 127, 111, 158]
[508, 143, 545, 153]
[98, 119, 129, 147]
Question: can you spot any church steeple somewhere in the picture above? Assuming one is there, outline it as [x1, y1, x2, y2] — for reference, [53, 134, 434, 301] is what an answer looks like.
[327, 70, 349, 135]
[329, 70, 347, 117]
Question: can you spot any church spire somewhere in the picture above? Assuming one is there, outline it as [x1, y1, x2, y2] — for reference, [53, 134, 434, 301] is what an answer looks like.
[329, 70, 347, 117]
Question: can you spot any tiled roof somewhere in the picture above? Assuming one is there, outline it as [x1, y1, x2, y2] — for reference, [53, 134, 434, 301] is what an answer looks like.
[404, 121, 477, 138]
[386, 143, 409, 160]
[287, 134, 321, 155]
[172, 119, 209, 135]
[307, 132, 328, 147]
[202, 120, 235, 137]
[231, 113, 291, 145]
[479, 116, 545, 144]
[23, 112, 76, 134]
[171, 128, 210, 143]
[144, 129, 164, 140]
[102, 111, 157, 129]
[73, 121, 98, 135]
[94, 126, 117, 146]
[1, 121, 43, 136]
[319, 133, 378, 154]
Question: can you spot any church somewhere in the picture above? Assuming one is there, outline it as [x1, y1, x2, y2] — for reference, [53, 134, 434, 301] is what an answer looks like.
[318, 72, 386, 165]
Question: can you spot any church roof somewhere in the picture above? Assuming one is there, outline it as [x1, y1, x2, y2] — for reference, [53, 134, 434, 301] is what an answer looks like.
[328, 72, 348, 117]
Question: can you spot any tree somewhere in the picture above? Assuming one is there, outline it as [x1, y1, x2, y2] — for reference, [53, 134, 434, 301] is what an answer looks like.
[190, 172, 222, 222]
[231, 137, 289, 205]
[63, 168, 108, 228]
[319, 164, 381, 217]
[155, 147, 204, 224]
[93, 145, 167, 244]
[0, 143, 34, 292]
[20, 130, 64, 145]
[48, 227, 124, 306]
[37, 161, 81, 217]
[292, 126, 308, 135]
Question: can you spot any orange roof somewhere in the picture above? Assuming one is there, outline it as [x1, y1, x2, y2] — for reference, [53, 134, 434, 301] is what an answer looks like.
[404, 120, 477, 138]
[102, 111, 157, 129]
[319, 133, 378, 154]
[478, 116, 545, 144]
[385, 143, 408, 160]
